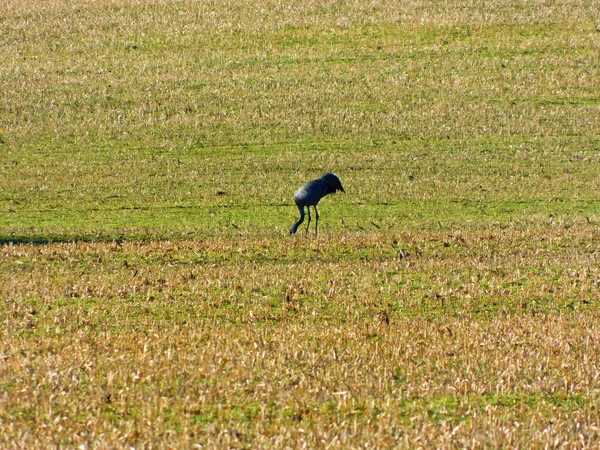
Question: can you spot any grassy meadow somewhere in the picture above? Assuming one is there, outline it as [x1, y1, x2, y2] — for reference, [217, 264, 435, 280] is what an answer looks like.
[1, 0, 600, 447]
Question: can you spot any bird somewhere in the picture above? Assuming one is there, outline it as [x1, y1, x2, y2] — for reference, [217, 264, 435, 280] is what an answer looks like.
[290, 173, 345, 236]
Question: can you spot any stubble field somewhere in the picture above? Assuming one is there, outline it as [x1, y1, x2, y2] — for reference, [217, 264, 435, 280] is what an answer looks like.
[1, 0, 600, 448]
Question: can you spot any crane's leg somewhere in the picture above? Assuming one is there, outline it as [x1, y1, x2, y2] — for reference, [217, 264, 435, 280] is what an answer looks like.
[314, 205, 319, 236]
[290, 205, 305, 235]
[305, 205, 312, 236]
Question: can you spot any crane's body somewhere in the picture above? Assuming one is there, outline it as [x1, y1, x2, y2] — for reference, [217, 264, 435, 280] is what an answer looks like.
[290, 173, 345, 236]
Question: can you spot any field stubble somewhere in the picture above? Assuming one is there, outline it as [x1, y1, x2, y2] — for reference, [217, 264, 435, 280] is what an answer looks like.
[2, 0, 600, 448]
[2, 225, 600, 448]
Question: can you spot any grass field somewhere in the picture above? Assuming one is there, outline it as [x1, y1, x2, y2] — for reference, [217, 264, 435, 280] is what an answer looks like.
[2, 0, 600, 448]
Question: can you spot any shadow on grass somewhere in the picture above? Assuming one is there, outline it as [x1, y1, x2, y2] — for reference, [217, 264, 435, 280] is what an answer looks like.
[0, 234, 124, 246]
[0, 230, 207, 246]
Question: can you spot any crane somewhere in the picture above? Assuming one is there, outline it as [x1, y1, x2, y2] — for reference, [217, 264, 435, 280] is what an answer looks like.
[290, 173, 345, 236]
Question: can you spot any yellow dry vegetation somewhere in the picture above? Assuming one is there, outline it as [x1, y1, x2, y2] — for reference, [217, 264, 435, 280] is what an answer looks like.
[2, 226, 600, 448]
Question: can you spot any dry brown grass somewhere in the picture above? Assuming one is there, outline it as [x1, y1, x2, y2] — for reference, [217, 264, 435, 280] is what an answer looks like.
[2, 225, 600, 448]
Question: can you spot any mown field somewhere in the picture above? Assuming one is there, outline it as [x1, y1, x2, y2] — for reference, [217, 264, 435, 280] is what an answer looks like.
[1, 0, 600, 448]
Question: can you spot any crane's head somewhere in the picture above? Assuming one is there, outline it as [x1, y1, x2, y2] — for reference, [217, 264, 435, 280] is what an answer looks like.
[323, 173, 345, 194]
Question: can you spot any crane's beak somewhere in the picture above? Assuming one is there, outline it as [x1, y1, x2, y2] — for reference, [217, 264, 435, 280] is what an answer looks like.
[340, 186, 345, 193]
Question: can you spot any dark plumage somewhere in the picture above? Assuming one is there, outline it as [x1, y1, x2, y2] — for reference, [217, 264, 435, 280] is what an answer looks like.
[290, 173, 345, 236]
